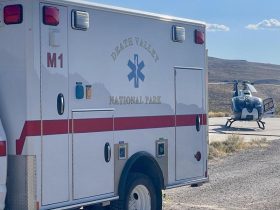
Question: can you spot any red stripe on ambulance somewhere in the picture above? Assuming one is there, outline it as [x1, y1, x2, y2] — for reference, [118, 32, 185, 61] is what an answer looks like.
[16, 114, 207, 155]
[115, 115, 175, 131]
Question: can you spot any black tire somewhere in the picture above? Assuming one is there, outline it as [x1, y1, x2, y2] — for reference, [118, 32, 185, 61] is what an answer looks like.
[111, 173, 162, 210]
[83, 205, 108, 210]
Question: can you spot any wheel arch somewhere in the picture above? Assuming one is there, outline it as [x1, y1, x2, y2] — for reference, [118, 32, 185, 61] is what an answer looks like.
[118, 151, 164, 199]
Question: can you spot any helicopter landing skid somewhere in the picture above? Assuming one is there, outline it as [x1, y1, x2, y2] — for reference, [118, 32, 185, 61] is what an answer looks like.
[225, 118, 265, 130]
[225, 118, 235, 128]
[257, 120, 265, 130]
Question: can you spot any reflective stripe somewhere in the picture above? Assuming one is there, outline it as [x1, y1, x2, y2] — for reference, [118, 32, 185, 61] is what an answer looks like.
[16, 114, 207, 155]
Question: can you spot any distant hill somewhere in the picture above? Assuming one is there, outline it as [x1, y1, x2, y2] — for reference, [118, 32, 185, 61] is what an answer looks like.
[208, 57, 280, 113]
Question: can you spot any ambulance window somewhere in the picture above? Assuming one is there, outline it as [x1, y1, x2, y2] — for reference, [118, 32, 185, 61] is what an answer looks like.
[71, 10, 89, 30]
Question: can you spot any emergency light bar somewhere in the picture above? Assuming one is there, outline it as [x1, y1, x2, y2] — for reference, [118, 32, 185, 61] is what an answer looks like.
[72, 10, 90, 30]
[172, 25, 186, 42]
[0, 141, 6, 156]
[43, 6, 59, 26]
[195, 30, 205, 44]
[4, 4, 23, 25]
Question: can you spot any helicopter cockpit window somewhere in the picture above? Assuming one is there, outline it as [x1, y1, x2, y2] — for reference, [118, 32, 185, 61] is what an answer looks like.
[241, 90, 251, 96]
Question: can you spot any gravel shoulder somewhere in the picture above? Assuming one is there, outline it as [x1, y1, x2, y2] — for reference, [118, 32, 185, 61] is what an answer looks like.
[164, 140, 280, 210]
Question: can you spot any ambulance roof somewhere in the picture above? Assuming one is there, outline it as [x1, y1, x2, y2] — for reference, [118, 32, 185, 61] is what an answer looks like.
[46, 0, 206, 27]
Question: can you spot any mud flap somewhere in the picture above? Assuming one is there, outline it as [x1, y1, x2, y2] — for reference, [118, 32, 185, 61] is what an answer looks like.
[6, 156, 36, 210]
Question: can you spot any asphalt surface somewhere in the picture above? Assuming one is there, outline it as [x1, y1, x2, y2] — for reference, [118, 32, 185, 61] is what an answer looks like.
[209, 117, 280, 142]
[164, 139, 280, 210]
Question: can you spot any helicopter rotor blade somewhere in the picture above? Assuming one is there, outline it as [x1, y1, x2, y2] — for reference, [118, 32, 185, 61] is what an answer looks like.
[208, 82, 235, 85]
[246, 83, 257, 93]
[209, 81, 280, 87]
[256, 84, 280, 87]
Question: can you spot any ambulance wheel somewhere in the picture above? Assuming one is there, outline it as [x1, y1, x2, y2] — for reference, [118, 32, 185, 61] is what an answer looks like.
[111, 172, 162, 210]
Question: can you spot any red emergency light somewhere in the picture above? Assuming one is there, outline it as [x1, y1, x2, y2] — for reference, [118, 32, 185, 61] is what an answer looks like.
[0, 141, 6, 157]
[195, 30, 205, 45]
[4, 4, 23, 25]
[43, 6, 59, 26]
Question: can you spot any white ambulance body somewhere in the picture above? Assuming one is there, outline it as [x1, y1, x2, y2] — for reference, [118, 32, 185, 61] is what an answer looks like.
[0, 0, 208, 209]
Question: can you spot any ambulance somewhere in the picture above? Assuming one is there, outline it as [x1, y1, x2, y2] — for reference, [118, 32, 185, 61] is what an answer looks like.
[0, 0, 208, 209]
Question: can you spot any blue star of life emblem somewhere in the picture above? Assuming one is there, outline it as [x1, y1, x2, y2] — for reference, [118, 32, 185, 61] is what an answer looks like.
[127, 54, 145, 88]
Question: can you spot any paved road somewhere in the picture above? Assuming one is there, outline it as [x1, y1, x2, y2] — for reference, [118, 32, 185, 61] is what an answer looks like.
[164, 140, 280, 210]
[209, 117, 280, 142]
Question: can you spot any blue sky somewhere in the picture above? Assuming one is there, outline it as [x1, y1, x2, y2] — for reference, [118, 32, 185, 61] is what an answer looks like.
[90, 0, 280, 65]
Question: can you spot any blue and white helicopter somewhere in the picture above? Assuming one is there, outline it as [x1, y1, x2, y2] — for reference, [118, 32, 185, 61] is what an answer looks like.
[210, 81, 275, 130]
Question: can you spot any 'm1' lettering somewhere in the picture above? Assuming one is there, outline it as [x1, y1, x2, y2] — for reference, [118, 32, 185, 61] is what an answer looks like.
[47, 53, 63, 68]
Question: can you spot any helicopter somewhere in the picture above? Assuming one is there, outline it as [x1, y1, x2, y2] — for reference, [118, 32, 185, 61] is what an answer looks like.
[209, 80, 276, 130]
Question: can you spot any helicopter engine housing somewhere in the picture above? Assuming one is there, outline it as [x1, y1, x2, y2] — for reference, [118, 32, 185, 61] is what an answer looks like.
[231, 96, 263, 120]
